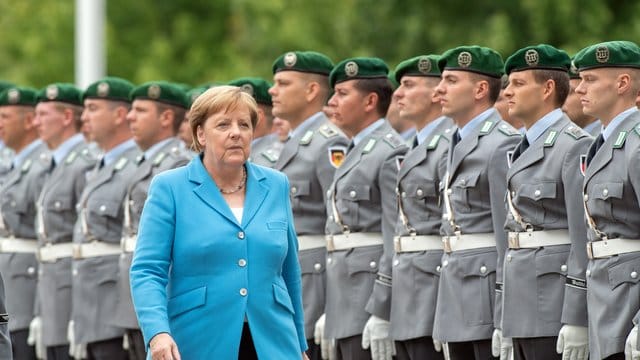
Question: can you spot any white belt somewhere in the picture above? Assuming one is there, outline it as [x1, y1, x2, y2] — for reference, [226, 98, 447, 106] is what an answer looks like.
[120, 235, 137, 253]
[297, 235, 326, 251]
[394, 235, 442, 253]
[72, 241, 121, 259]
[0, 237, 38, 253]
[442, 233, 495, 253]
[508, 230, 570, 249]
[587, 238, 640, 259]
[37, 243, 74, 262]
[326, 232, 383, 252]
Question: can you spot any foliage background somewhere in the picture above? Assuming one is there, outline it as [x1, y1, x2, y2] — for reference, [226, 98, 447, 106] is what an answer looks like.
[0, 0, 638, 88]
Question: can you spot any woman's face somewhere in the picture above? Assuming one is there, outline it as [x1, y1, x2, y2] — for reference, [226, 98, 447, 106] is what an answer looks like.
[197, 106, 253, 167]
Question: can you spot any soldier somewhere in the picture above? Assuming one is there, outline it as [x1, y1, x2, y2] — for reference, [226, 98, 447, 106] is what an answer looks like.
[112, 81, 191, 360]
[563, 61, 601, 136]
[71, 76, 139, 359]
[497, 45, 592, 360]
[431, 46, 521, 360]
[0, 273, 10, 359]
[386, 72, 415, 143]
[572, 41, 640, 360]
[0, 86, 50, 360]
[180, 85, 209, 153]
[32, 83, 95, 360]
[319, 57, 407, 360]
[388, 55, 452, 360]
[0, 82, 16, 184]
[267, 51, 348, 360]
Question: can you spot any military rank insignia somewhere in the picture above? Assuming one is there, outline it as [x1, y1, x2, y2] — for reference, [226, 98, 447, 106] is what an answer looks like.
[580, 154, 587, 176]
[328, 146, 346, 168]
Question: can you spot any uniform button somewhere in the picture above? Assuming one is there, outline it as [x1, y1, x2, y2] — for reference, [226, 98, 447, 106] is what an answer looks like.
[583, 194, 589, 201]
[480, 265, 487, 274]
[72, 269, 78, 276]
[460, 179, 466, 185]
[27, 267, 35, 275]
[436, 265, 441, 272]
[329, 215, 334, 221]
[238, 259, 247, 267]
[401, 192, 406, 198]
[349, 190, 356, 198]
[507, 255, 512, 262]
[393, 259, 399, 266]
[586, 269, 591, 277]
[442, 260, 449, 267]
[561, 264, 568, 272]
[511, 191, 516, 197]
[99, 205, 106, 212]
[291, 187, 297, 194]
[238, 231, 245, 239]
[447, 189, 452, 195]
[239, 288, 248, 296]
[54, 201, 61, 209]
[327, 257, 333, 264]
[369, 261, 377, 269]
[438, 181, 443, 188]
[327, 190, 332, 197]
[631, 271, 638, 279]
[534, 189, 541, 197]
[603, 189, 609, 196]
[395, 187, 399, 195]
[416, 189, 424, 196]
[314, 263, 322, 271]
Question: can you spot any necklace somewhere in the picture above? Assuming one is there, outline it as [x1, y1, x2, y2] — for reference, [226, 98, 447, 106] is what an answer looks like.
[219, 167, 246, 194]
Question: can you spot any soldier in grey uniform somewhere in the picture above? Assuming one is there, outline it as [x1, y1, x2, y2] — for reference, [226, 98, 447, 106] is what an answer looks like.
[573, 41, 640, 360]
[431, 46, 521, 360]
[497, 45, 592, 360]
[0, 86, 50, 360]
[0, 273, 11, 359]
[32, 83, 95, 360]
[0, 82, 16, 186]
[388, 55, 451, 360]
[113, 81, 191, 360]
[72, 76, 140, 360]
[320, 57, 407, 360]
[267, 51, 348, 360]
[563, 60, 601, 137]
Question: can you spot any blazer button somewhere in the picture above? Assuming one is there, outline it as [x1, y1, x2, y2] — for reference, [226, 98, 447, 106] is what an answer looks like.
[238, 259, 247, 267]
[238, 231, 245, 240]
[239, 288, 247, 296]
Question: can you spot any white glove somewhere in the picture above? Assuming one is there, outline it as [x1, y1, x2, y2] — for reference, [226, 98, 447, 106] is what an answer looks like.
[491, 328, 513, 360]
[433, 338, 442, 352]
[361, 315, 395, 360]
[556, 325, 589, 360]
[67, 320, 87, 360]
[625, 325, 640, 360]
[27, 316, 45, 359]
[314, 314, 336, 360]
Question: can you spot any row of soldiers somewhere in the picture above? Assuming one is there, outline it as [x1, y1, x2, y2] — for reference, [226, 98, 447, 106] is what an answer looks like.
[0, 39, 638, 360]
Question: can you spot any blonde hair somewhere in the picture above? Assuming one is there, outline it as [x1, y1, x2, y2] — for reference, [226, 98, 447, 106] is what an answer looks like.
[188, 86, 258, 152]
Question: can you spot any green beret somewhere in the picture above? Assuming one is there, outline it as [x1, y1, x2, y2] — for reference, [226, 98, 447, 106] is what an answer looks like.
[394, 55, 442, 83]
[0, 87, 38, 107]
[37, 83, 83, 106]
[129, 81, 189, 109]
[186, 85, 209, 107]
[438, 46, 504, 78]
[573, 41, 640, 71]
[272, 51, 334, 75]
[0, 81, 15, 95]
[228, 77, 272, 106]
[83, 77, 135, 102]
[568, 56, 581, 79]
[329, 57, 389, 87]
[504, 44, 571, 75]
[388, 71, 399, 89]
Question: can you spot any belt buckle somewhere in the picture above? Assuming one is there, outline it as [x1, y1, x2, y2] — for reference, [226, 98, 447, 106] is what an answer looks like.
[508, 232, 520, 249]
[393, 236, 401, 252]
[443, 237, 452, 253]
[326, 235, 335, 252]
[586, 242, 594, 260]
[72, 244, 83, 259]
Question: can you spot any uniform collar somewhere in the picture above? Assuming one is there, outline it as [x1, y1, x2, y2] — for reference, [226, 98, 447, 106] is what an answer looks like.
[144, 137, 174, 161]
[525, 108, 563, 144]
[52, 133, 84, 164]
[416, 116, 447, 145]
[290, 111, 325, 139]
[103, 139, 138, 167]
[352, 119, 385, 146]
[602, 106, 637, 141]
[13, 139, 44, 168]
[458, 107, 495, 139]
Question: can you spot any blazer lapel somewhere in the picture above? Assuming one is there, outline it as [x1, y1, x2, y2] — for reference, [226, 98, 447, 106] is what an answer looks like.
[398, 145, 426, 180]
[274, 137, 298, 170]
[242, 163, 268, 227]
[189, 157, 238, 225]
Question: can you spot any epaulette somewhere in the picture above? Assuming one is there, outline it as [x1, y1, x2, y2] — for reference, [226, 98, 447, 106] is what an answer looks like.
[362, 139, 377, 154]
[382, 133, 404, 149]
[21, 159, 32, 173]
[114, 157, 128, 171]
[543, 130, 558, 147]
[564, 125, 588, 140]
[479, 120, 496, 135]
[497, 123, 520, 136]
[427, 134, 442, 150]
[260, 150, 278, 163]
[153, 152, 167, 166]
[613, 131, 628, 149]
[318, 124, 339, 139]
[65, 151, 78, 164]
[299, 130, 314, 145]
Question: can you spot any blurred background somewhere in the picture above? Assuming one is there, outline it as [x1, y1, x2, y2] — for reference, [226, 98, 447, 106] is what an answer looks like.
[0, 0, 638, 88]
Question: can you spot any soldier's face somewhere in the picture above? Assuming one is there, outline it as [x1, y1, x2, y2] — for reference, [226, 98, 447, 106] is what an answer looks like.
[197, 106, 253, 167]
[82, 99, 118, 149]
[436, 70, 478, 124]
[0, 106, 28, 150]
[269, 71, 308, 121]
[327, 80, 368, 138]
[504, 70, 546, 127]
[563, 79, 594, 128]
[127, 99, 163, 151]
[575, 68, 620, 123]
[34, 102, 67, 149]
[395, 76, 440, 123]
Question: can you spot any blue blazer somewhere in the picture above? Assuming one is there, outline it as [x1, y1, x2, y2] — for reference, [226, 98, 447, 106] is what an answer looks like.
[130, 156, 307, 359]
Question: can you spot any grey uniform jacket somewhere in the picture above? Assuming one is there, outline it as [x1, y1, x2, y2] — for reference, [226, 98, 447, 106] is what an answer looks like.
[112, 138, 190, 330]
[325, 121, 408, 339]
[0, 273, 10, 359]
[274, 113, 348, 337]
[501, 115, 591, 338]
[250, 133, 285, 168]
[37, 141, 96, 346]
[582, 110, 640, 359]
[0, 140, 49, 332]
[389, 117, 452, 341]
[71, 143, 140, 344]
[432, 110, 521, 342]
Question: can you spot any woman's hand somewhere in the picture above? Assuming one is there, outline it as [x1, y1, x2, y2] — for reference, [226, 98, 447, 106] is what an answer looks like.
[150, 333, 181, 360]
[302, 351, 310, 360]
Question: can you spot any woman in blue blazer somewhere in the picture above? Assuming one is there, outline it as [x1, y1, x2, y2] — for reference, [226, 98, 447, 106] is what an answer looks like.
[130, 86, 308, 359]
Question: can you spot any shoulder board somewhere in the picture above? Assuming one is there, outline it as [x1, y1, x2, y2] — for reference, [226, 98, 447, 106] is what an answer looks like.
[497, 123, 520, 136]
[65, 151, 78, 164]
[613, 131, 628, 148]
[21, 159, 32, 173]
[564, 125, 588, 140]
[114, 157, 128, 171]
[153, 152, 167, 166]
[260, 150, 278, 163]
[427, 134, 441, 150]
[543, 130, 558, 147]
[479, 120, 495, 134]
[382, 133, 403, 149]
[299, 130, 314, 145]
[318, 125, 339, 139]
[363, 139, 377, 153]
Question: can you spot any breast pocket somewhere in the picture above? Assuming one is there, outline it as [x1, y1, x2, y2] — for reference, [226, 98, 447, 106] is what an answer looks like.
[517, 182, 559, 224]
[87, 197, 123, 242]
[450, 173, 480, 213]
[336, 184, 371, 226]
[403, 181, 438, 216]
[590, 182, 626, 222]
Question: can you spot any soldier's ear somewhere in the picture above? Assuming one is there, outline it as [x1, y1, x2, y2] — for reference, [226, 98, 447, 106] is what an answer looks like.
[616, 73, 632, 95]
[474, 80, 489, 100]
[305, 81, 320, 103]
